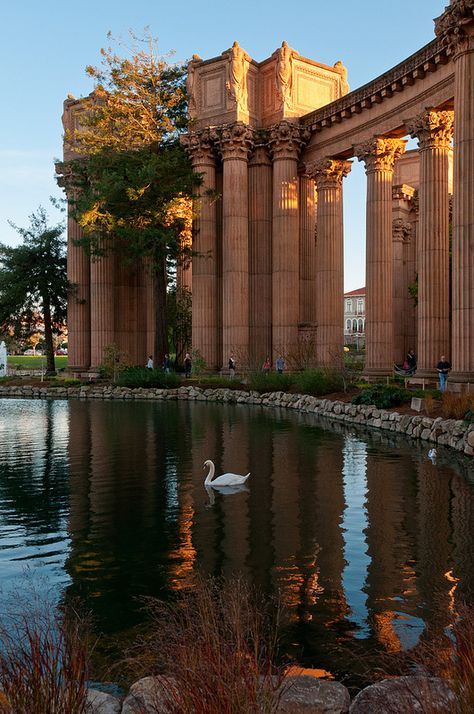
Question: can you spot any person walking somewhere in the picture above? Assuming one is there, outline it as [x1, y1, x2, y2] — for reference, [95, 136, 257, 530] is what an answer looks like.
[228, 354, 236, 379]
[146, 355, 153, 370]
[276, 355, 285, 374]
[436, 355, 451, 392]
[184, 352, 192, 378]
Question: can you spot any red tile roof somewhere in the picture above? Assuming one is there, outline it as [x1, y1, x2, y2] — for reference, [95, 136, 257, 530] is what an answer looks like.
[344, 287, 365, 297]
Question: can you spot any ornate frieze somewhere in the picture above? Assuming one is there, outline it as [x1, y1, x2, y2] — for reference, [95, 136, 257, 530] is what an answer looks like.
[392, 218, 413, 243]
[405, 109, 454, 151]
[305, 157, 352, 188]
[211, 122, 254, 161]
[269, 121, 309, 160]
[435, 0, 474, 56]
[355, 137, 406, 173]
[181, 128, 216, 166]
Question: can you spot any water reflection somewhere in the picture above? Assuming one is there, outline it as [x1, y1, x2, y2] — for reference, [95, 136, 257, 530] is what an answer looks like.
[1, 397, 474, 672]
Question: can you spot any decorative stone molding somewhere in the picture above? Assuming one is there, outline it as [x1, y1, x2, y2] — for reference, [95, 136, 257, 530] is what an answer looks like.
[435, 0, 474, 56]
[392, 183, 416, 202]
[392, 218, 413, 243]
[180, 129, 216, 166]
[306, 157, 352, 188]
[405, 109, 454, 151]
[268, 121, 309, 160]
[355, 137, 406, 173]
[211, 122, 254, 161]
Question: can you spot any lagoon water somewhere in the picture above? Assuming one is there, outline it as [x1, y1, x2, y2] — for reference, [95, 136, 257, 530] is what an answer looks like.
[1, 397, 474, 676]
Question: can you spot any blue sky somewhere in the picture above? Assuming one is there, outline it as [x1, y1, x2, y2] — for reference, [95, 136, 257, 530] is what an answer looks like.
[1, 0, 447, 291]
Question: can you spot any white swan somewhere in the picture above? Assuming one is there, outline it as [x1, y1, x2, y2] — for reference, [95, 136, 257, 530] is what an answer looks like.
[203, 459, 250, 487]
[428, 448, 437, 462]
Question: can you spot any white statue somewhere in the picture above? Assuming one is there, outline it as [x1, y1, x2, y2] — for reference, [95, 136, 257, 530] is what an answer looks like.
[0, 341, 7, 377]
[275, 41, 296, 108]
[186, 53, 201, 112]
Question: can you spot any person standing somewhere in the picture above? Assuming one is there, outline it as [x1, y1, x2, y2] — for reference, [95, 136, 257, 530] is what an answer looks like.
[276, 355, 285, 374]
[407, 349, 417, 372]
[184, 352, 192, 378]
[228, 354, 236, 379]
[146, 355, 153, 370]
[163, 354, 171, 373]
[262, 356, 270, 374]
[436, 355, 451, 392]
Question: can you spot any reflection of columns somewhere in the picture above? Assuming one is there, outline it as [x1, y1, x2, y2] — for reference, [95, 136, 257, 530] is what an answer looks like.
[216, 123, 252, 366]
[435, 4, 474, 381]
[249, 145, 272, 364]
[90, 250, 115, 369]
[299, 175, 317, 324]
[66, 200, 91, 370]
[307, 158, 352, 366]
[406, 110, 454, 377]
[269, 122, 307, 361]
[355, 138, 406, 375]
[392, 186, 416, 364]
[183, 130, 218, 369]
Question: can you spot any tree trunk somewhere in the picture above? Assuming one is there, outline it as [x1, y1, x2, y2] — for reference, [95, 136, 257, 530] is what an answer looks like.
[153, 257, 168, 365]
[42, 297, 56, 373]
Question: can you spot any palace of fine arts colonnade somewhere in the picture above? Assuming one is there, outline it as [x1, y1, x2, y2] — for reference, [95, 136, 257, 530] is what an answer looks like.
[61, 1, 474, 388]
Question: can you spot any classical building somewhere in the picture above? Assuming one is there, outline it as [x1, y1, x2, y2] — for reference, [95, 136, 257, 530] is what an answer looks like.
[61, 1, 474, 387]
[344, 288, 365, 347]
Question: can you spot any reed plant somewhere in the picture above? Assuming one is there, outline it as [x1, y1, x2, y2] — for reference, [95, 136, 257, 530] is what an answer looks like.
[441, 392, 474, 420]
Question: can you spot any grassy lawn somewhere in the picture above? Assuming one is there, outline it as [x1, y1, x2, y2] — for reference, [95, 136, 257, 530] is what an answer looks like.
[7, 355, 68, 370]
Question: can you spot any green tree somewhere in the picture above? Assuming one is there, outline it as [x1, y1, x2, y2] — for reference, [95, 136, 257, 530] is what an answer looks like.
[60, 30, 199, 362]
[0, 207, 68, 373]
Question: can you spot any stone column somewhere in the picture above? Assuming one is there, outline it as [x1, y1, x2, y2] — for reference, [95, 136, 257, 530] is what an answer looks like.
[182, 130, 219, 370]
[355, 138, 406, 376]
[406, 110, 454, 378]
[269, 122, 308, 363]
[435, 3, 474, 383]
[248, 144, 272, 365]
[392, 185, 415, 364]
[66, 196, 91, 370]
[299, 174, 317, 324]
[307, 158, 352, 367]
[214, 123, 253, 367]
[90, 249, 115, 369]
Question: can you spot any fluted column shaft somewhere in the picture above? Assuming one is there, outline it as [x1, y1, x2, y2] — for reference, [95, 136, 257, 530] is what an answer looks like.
[269, 122, 307, 362]
[356, 138, 406, 375]
[299, 175, 317, 324]
[249, 146, 272, 364]
[90, 250, 115, 368]
[217, 123, 252, 366]
[184, 130, 218, 369]
[66, 203, 91, 370]
[407, 110, 454, 377]
[436, 1, 474, 382]
[308, 159, 352, 366]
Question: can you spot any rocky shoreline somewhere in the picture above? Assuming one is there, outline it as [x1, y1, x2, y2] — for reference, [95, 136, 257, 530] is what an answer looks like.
[1, 383, 473, 457]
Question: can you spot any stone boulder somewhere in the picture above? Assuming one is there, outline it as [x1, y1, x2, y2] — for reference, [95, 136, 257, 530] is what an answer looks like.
[86, 688, 122, 713]
[122, 675, 179, 713]
[277, 675, 350, 713]
[349, 676, 456, 713]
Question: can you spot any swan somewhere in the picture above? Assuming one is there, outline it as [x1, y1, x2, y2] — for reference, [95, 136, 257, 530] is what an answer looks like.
[203, 459, 250, 487]
[428, 448, 437, 462]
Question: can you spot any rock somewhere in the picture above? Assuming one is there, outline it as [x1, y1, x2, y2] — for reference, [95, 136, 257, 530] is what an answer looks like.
[277, 675, 350, 713]
[122, 675, 179, 714]
[86, 688, 122, 713]
[349, 676, 456, 713]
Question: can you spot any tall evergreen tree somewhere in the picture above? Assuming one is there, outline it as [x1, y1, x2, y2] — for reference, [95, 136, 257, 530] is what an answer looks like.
[60, 30, 199, 362]
[0, 207, 68, 373]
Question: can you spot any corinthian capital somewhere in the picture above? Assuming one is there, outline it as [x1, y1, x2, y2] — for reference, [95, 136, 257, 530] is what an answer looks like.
[306, 158, 352, 189]
[211, 122, 254, 161]
[181, 129, 215, 167]
[269, 121, 310, 161]
[355, 137, 406, 173]
[435, 0, 474, 56]
[405, 109, 454, 151]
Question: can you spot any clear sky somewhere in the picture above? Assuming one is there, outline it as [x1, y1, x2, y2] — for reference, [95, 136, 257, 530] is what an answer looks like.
[1, 0, 447, 291]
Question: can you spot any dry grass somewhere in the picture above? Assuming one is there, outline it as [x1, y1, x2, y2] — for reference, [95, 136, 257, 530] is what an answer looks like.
[0, 594, 93, 714]
[126, 575, 287, 714]
[441, 392, 474, 420]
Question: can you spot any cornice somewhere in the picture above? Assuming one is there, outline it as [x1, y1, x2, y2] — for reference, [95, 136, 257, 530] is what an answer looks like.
[301, 38, 449, 131]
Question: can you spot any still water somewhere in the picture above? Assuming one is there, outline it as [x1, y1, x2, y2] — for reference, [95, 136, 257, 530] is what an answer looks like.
[1, 397, 474, 675]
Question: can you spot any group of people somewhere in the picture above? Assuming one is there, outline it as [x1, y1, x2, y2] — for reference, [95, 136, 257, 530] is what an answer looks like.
[146, 354, 172, 372]
[399, 348, 452, 392]
[262, 355, 285, 374]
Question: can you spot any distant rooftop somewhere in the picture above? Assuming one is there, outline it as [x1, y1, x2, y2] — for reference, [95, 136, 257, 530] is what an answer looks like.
[344, 287, 365, 297]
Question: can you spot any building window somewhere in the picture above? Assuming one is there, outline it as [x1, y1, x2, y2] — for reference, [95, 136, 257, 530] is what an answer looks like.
[358, 319, 364, 332]
[345, 299, 352, 313]
[357, 298, 364, 314]
[346, 319, 352, 331]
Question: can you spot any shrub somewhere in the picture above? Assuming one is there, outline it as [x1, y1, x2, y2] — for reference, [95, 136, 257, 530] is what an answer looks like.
[115, 367, 180, 389]
[441, 392, 474, 420]
[294, 369, 344, 396]
[248, 371, 294, 393]
[352, 384, 408, 409]
[127, 576, 286, 713]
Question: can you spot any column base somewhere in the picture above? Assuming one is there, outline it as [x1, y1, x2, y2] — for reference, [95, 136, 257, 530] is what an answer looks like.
[446, 372, 474, 392]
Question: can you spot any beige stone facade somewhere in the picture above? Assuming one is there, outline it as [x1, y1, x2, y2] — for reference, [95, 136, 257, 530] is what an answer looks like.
[62, 2, 474, 386]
